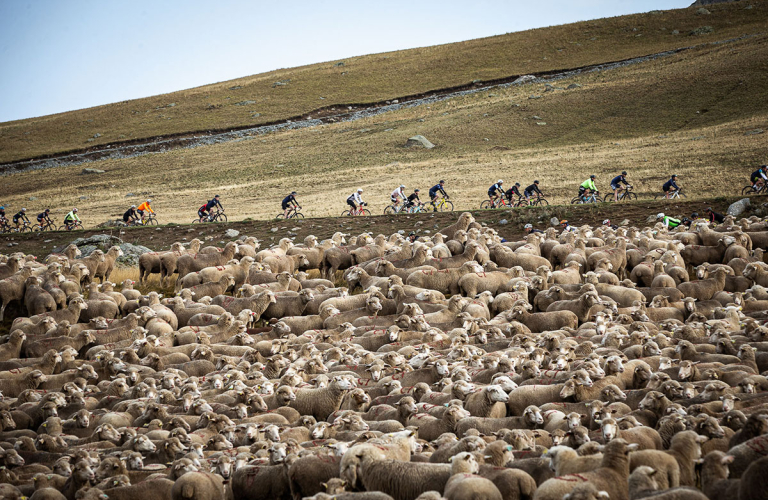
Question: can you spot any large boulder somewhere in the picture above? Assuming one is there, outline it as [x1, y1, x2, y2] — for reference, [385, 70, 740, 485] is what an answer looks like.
[405, 135, 435, 149]
[727, 198, 750, 217]
[224, 229, 240, 238]
[81, 168, 105, 174]
[117, 243, 152, 267]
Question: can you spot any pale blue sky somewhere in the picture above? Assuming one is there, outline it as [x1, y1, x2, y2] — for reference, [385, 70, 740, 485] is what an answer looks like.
[0, 0, 689, 123]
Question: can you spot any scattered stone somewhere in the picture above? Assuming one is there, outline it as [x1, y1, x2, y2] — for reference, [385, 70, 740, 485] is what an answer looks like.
[550, 217, 560, 227]
[514, 75, 537, 84]
[125, 193, 135, 197]
[529, 95, 542, 100]
[696, 7, 711, 14]
[690, 26, 714, 35]
[536, 122, 547, 126]
[727, 198, 751, 217]
[405, 135, 435, 149]
[235, 100, 256, 106]
[745, 129, 764, 136]
[251, 113, 261, 118]
[6, 243, 13, 247]
[621, 219, 631, 226]
[647, 214, 659, 223]
[499, 219, 509, 225]
[334, 62, 345, 67]
[224, 229, 240, 238]
[82, 168, 105, 174]
[417, 119, 425, 122]
[567, 83, 582, 89]
[229, 85, 242, 90]
[533, 116, 542, 120]
[691, 136, 706, 140]
[79, 196, 89, 201]
[423, 230, 431, 234]
[271, 227, 278, 232]
[28, 196, 37, 201]
[272, 80, 290, 87]
[672, 30, 680, 35]
[96, 219, 125, 228]
[93, 133, 102, 138]
[167, 103, 176, 107]
[398, 230, 405, 235]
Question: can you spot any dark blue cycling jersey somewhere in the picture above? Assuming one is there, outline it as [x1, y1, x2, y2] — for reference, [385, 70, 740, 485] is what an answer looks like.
[205, 198, 223, 211]
[751, 168, 767, 182]
[282, 194, 297, 209]
[488, 183, 503, 196]
[611, 175, 629, 187]
[662, 179, 679, 192]
[429, 184, 447, 198]
[524, 184, 542, 195]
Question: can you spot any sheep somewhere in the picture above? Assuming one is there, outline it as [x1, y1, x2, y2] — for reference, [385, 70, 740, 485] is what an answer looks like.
[289, 375, 356, 420]
[724, 434, 768, 478]
[463, 385, 509, 418]
[700, 451, 739, 500]
[627, 466, 708, 500]
[599, 417, 662, 450]
[354, 446, 451, 500]
[509, 303, 578, 333]
[93, 246, 123, 283]
[211, 289, 276, 316]
[455, 405, 544, 436]
[677, 268, 728, 301]
[445, 473, 502, 500]
[543, 446, 602, 477]
[0, 267, 33, 321]
[171, 471, 224, 500]
[533, 439, 636, 500]
[547, 292, 602, 324]
[406, 262, 484, 296]
[175, 242, 239, 292]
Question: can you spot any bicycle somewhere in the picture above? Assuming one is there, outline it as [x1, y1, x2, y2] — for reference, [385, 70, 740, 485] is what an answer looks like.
[33, 219, 56, 231]
[480, 197, 512, 210]
[431, 197, 454, 212]
[58, 221, 84, 231]
[405, 203, 426, 214]
[571, 191, 601, 204]
[383, 203, 406, 215]
[192, 209, 227, 224]
[603, 186, 637, 203]
[742, 183, 767, 196]
[0, 220, 9, 233]
[653, 188, 686, 200]
[517, 194, 549, 207]
[12, 221, 32, 233]
[142, 213, 159, 225]
[342, 204, 371, 217]
[276, 206, 304, 219]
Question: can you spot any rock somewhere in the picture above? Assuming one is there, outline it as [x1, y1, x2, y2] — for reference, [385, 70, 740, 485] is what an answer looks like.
[696, 7, 711, 14]
[621, 219, 631, 226]
[235, 100, 256, 106]
[224, 229, 240, 238]
[272, 80, 290, 87]
[125, 192, 136, 197]
[533, 116, 542, 120]
[117, 243, 152, 267]
[536, 122, 547, 126]
[499, 219, 509, 225]
[93, 133, 102, 138]
[334, 62, 345, 67]
[672, 30, 680, 35]
[513, 75, 536, 84]
[727, 198, 750, 217]
[229, 86, 242, 90]
[529, 95, 542, 100]
[550, 217, 560, 227]
[647, 214, 659, 223]
[745, 129, 764, 136]
[251, 113, 261, 118]
[271, 228, 279, 233]
[691, 0, 740, 4]
[567, 83, 582, 89]
[398, 230, 405, 235]
[82, 168, 105, 174]
[79, 196, 89, 201]
[96, 219, 125, 228]
[690, 26, 714, 35]
[28, 197, 37, 201]
[405, 135, 435, 149]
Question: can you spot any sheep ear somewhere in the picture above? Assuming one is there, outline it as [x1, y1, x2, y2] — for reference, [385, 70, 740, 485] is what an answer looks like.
[627, 443, 640, 452]
[448, 457, 453, 462]
[597, 493, 610, 500]
[722, 455, 735, 464]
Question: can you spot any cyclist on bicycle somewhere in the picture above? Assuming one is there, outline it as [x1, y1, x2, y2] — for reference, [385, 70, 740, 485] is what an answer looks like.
[705, 207, 725, 224]
[64, 208, 81, 228]
[579, 175, 598, 200]
[136, 199, 154, 222]
[487, 180, 504, 206]
[603, 219, 618, 230]
[282, 191, 301, 218]
[13, 208, 29, 229]
[610, 171, 632, 202]
[405, 189, 422, 211]
[123, 205, 139, 224]
[198, 195, 223, 222]
[662, 175, 680, 199]
[523, 223, 544, 234]
[347, 188, 365, 214]
[0, 206, 7, 225]
[505, 183, 522, 204]
[523, 180, 543, 204]
[390, 185, 406, 210]
[560, 219, 577, 233]
[429, 180, 448, 211]
[36, 209, 52, 228]
[657, 212, 681, 229]
[750, 165, 767, 190]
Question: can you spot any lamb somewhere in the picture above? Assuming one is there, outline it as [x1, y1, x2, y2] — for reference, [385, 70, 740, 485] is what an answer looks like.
[627, 466, 708, 500]
[533, 439, 635, 500]
[171, 471, 224, 500]
[93, 246, 123, 283]
[438, 213, 476, 240]
[0, 369, 47, 397]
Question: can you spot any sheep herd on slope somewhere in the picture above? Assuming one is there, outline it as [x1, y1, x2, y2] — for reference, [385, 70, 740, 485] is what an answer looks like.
[1, 212, 768, 500]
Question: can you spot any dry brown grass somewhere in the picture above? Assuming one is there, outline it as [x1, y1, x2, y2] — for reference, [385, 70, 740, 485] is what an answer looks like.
[1, 1, 766, 162]
[1, 29, 765, 225]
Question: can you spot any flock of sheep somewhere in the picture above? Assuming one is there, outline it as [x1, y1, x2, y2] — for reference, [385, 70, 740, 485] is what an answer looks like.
[1, 211, 768, 500]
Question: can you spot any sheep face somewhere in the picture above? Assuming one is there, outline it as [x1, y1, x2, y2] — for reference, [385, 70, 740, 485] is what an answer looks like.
[485, 385, 509, 403]
[269, 443, 288, 464]
[601, 419, 619, 441]
[449, 452, 480, 474]
[214, 456, 233, 479]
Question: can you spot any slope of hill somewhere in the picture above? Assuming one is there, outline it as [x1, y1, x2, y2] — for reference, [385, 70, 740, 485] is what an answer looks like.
[0, 0, 765, 163]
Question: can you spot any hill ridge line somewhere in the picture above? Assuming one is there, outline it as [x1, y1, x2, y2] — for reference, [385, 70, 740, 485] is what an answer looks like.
[0, 33, 756, 177]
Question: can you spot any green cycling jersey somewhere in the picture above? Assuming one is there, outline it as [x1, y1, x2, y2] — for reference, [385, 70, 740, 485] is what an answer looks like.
[580, 179, 597, 191]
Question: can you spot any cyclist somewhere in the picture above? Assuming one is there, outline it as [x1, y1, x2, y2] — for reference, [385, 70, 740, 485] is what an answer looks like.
[750, 165, 768, 190]
[505, 182, 522, 204]
[662, 175, 680, 199]
[13, 208, 29, 229]
[524, 180, 543, 205]
[429, 180, 448, 211]
[64, 208, 81, 228]
[347, 188, 365, 214]
[0, 206, 7, 226]
[136, 199, 155, 222]
[198, 195, 223, 222]
[523, 223, 544, 234]
[610, 171, 632, 202]
[282, 191, 301, 218]
[407, 231, 418, 243]
[405, 189, 422, 211]
[603, 219, 618, 230]
[657, 212, 681, 229]
[560, 219, 577, 233]
[36, 209, 52, 228]
[123, 205, 139, 225]
[705, 207, 725, 224]
[578, 175, 598, 201]
[390, 185, 406, 211]
[487, 180, 504, 207]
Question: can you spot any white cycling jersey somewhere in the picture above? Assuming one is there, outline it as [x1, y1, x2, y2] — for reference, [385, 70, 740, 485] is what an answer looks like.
[348, 192, 364, 204]
[391, 187, 404, 200]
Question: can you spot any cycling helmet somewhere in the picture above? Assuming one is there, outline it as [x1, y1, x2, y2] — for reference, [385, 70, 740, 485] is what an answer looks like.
[706, 207, 713, 212]
[497, 179, 503, 184]
[560, 219, 568, 225]
[657, 213, 665, 219]
[44, 208, 49, 213]
[21, 208, 26, 212]
[414, 188, 420, 192]
[590, 174, 596, 179]
[534, 180, 539, 184]
[291, 191, 297, 195]
[524, 224, 532, 230]
[603, 219, 611, 226]
[0, 206, 4, 210]
[621, 171, 627, 176]
[671, 174, 678, 179]
[131, 205, 137, 209]
[214, 194, 221, 198]
[515, 182, 520, 187]
[358, 188, 363, 193]
[439, 180, 445, 184]
[400, 185, 405, 189]
[691, 212, 699, 219]
[146, 199, 152, 203]
[73, 208, 78, 212]
[409, 231, 416, 237]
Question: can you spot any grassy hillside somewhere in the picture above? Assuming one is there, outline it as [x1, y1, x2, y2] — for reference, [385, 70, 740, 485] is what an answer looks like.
[0, 1, 766, 163]
[2, 27, 766, 224]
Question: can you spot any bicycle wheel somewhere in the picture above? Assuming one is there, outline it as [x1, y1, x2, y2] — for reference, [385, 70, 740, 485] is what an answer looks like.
[217, 213, 228, 223]
[440, 201, 454, 212]
[361, 209, 371, 216]
[146, 218, 158, 226]
[603, 193, 615, 203]
[480, 200, 492, 210]
[534, 197, 549, 206]
[292, 212, 305, 219]
[742, 185, 756, 195]
[571, 197, 583, 205]
[341, 210, 352, 217]
[275, 214, 286, 220]
[624, 192, 637, 201]
[384, 205, 397, 215]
